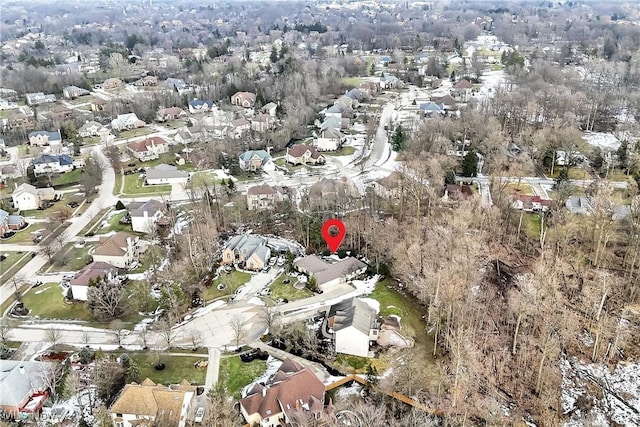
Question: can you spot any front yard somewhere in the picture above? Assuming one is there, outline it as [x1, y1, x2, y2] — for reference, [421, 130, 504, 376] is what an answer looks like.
[0, 251, 33, 284]
[116, 128, 154, 139]
[21, 284, 92, 321]
[269, 274, 313, 302]
[94, 211, 132, 235]
[121, 174, 171, 195]
[218, 355, 268, 398]
[128, 353, 207, 386]
[324, 146, 356, 157]
[202, 270, 252, 301]
[1, 223, 46, 244]
[48, 242, 94, 273]
[52, 169, 83, 187]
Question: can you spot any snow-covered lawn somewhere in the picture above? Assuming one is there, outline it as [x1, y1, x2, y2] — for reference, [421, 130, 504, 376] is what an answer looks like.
[561, 357, 640, 427]
[582, 132, 621, 152]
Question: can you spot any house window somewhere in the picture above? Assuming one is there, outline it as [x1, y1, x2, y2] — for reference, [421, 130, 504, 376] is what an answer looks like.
[115, 422, 124, 427]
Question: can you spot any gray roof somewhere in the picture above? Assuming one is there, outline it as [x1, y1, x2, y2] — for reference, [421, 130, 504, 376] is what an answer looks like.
[145, 164, 189, 181]
[330, 298, 377, 334]
[0, 360, 52, 406]
[295, 255, 367, 286]
[225, 234, 270, 263]
[128, 199, 164, 218]
[294, 255, 329, 274]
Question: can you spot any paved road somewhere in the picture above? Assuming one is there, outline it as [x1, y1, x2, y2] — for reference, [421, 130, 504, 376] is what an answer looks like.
[364, 103, 395, 170]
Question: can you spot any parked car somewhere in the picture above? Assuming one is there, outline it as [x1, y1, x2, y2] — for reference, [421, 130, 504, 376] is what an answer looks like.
[194, 407, 205, 423]
[262, 266, 271, 273]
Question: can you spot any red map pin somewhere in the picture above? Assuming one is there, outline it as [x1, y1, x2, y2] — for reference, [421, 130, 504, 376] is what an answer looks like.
[321, 218, 346, 253]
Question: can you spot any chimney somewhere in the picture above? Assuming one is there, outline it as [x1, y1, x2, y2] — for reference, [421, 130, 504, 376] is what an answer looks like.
[262, 386, 267, 397]
[19, 366, 25, 375]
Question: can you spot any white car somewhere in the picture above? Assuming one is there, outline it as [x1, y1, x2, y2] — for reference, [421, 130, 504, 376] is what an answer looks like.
[194, 407, 205, 423]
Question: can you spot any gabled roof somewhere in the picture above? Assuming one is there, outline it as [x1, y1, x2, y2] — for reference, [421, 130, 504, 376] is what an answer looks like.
[79, 121, 104, 131]
[128, 199, 165, 218]
[12, 183, 55, 198]
[189, 99, 214, 108]
[294, 255, 367, 286]
[158, 107, 184, 117]
[287, 144, 321, 159]
[28, 130, 61, 141]
[128, 136, 168, 153]
[94, 232, 135, 257]
[247, 184, 277, 196]
[109, 379, 195, 422]
[0, 360, 52, 406]
[329, 298, 378, 334]
[240, 360, 324, 421]
[239, 150, 270, 163]
[419, 102, 444, 112]
[453, 79, 473, 89]
[69, 261, 116, 287]
[146, 164, 189, 181]
[32, 154, 73, 165]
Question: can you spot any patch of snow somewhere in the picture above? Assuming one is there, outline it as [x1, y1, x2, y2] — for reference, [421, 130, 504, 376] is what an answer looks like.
[247, 297, 266, 306]
[35, 286, 52, 295]
[241, 356, 282, 398]
[337, 382, 363, 398]
[582, 132, 621, 152]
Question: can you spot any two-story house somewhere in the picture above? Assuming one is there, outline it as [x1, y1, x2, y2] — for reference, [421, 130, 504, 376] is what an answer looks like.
[32, 154, 74, 175]
[156, 107, 186, 122]
[188, 99, 215, 114]
[230, 91, 256, 108]
[239, 150, 271, 172]
[78, 121, 110, 138]
[246, 184, 288, 210]
[68, 261, 118, 301]
[25, 92, 56, 106]
[250, 114, 275, 133]
[62, 85, 90, 99]
[221, 234, 271, 271]
[111, 113, 145, 132]
[92, 232, 141, 269]
[127, 137, 169, 161]
[286, 144, 325, 165]
[11, 183, 56, 211]
[127, 200, 168, 234]
[29, 130, 61, 147]
[325, 298, 380, 358]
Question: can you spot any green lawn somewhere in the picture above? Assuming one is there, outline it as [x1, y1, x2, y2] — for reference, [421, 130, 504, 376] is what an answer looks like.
[523, 213, 542, 237]
[219, 355, 267, 398]
[190, 171, 224, 189]
[128, 353, 207, 386]
[122, 175, 171, 195]
[325, 146, 356, 157]
[20, 199, 71, 218]
[80, 208, 111, 236]
[342, 77, 364, 87]
[504, 182, 535, 196]
[95, 211, 132, 235]
[18, 145, 43, 157]
[81, 136, 101, 146]
[117, 128, 154, 139]
[0, 252, 32, 284]
[269, 274, 313, 302]
[48, 242, 94, 272]
[547, 167, 592, 180]
[1, 223, 46, 244]
[21, 284, 92, 321]
[52, 169, 83, 187]
[202, 271, 252, 301]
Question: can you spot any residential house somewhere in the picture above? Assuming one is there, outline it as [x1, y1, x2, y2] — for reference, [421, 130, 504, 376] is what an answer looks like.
[246, 184, 287, 210]
[511, 194, 552, 212]
[29, 130, 61, 147]
[306, 178, 356, 211]
[262, 102, 278, 117]
[156, 107, 186, 122]
[127, 136, 169, 162]
[164, 78, 188, 94]
[0, 360, 52, 419]
[7, 112, 35, 131]
[294, 255, 367, 291]
[32, 154, 74, 175]
[0, 164, 20, 180]
[111, 113, 145, 132]
[379, 75, 400, 89]
[315, 127, 342, 152]
[109, 378, 197, 427]
[359, 81, 379, 96]
[92, 232, 141, 269]
[431, 94, 457, 110]
[188, 99, 215, 114]
[286, 144, 325, 165]
[320, 116, 343, 132]
[0, 209, 26, 236]
[566, 196, 591, 215]
[372, 171, 404, 198]
[231, 118, 251, 139]
[324, 105, 342, 120]
[102, 78, 124, 90]
[221, 234, 271, 271]
[452, 79, 473, 102]
[174, 128, 194, 145]
[25, 92, 56, 106]
[78, 121, 110, 138]
[68, 261, 118, 301]
[251, 114, 275, 133]
[419, 102, 445, 118]
[12, 183, 56, 211]
[62, 85, 90, 99]
[0, 98, 18, 110]
[133, 76, 158, 86]
[231, 91, 257, 108]
[240, 359, 328, 427]
[145, 164, 189, 186]
[325, 298, 379, 357]
[127, 200, 168, 234]
[239, 150, 271, 172]
[90, 99, 106, 112]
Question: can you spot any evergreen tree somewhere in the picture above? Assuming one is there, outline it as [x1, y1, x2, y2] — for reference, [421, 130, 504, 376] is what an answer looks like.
[445, 170, 457, 185]
[270, 46, 278, 63]
[461, 150, 478, 177]
[391, 125, 406, 152]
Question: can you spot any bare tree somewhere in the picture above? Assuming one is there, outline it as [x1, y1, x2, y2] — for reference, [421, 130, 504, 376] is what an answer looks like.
[138, 327, 149, 350]
[157, 320, 177, 350]
[110, 319, 126, 347]
[188, 330, 203, 351]
[0, 320, 10, 344]
[228, 314, 248, 348]
[87, 278, 126, 320]
[46, 327, 61, 348]
[37, 362, 66, 403]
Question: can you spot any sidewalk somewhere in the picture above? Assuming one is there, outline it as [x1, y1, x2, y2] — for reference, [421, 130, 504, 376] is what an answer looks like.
[204, 347, 220, 392]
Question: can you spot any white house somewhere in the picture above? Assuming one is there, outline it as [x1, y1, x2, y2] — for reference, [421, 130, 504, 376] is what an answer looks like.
[68, 262, 118, 301]
[25, 92, 56, 106]
[78, 121, 110, 138]
[92, 232, 141, 269]
[326, 298, 379, 357]
[32, 154, 74, 175]
[128, 200, 167, 234]
[62, 85, 90, 99]
[111, 113, 145, 131]
[315, 127, 342, 151]
[145, 164, 189, 185]
[127, 137, 169, 161]
[109, 378, 197, 427]
[11, 183, 56, 211]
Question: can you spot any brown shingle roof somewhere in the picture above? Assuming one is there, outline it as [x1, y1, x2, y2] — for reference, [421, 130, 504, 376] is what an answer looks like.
[69, 262, 116, 287]
[454, 79, 473, 89]
[109, 379, 194, 423]
[287, 144, 321, 159]
[94, 232, 134, 257]
[128, 136, 168, 153]
[247, 184, 277, 196]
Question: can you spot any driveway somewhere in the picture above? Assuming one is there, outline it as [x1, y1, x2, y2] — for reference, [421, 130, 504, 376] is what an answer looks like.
[234, 268, 280, 301]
